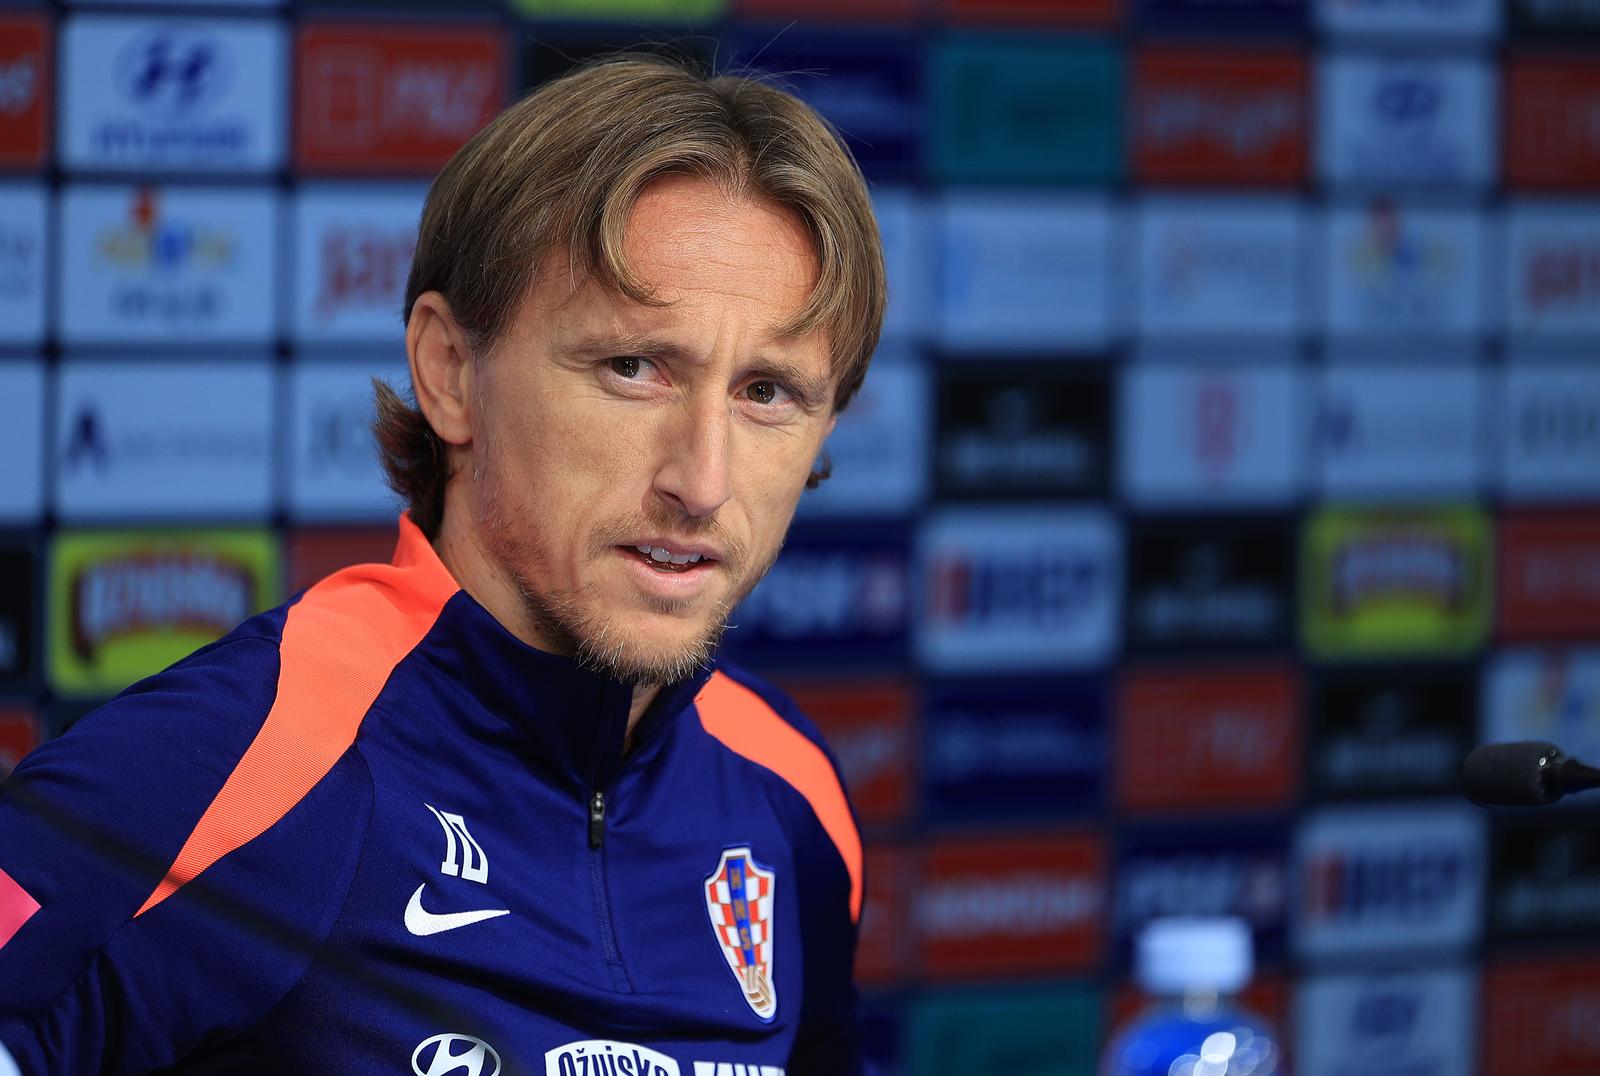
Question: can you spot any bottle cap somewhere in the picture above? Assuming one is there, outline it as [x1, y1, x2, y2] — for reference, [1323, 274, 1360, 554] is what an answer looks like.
[1135, 917, 1253, 996]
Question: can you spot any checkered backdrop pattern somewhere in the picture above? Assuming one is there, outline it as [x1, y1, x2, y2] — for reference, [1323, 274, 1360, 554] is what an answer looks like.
[2, 0, 1600, 1072]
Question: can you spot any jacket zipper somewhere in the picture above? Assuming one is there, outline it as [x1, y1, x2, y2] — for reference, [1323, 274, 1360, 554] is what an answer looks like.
[587, 787, 624, 970]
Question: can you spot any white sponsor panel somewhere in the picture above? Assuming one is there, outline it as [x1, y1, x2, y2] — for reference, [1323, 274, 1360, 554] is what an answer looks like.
[288, 360, 408, 522]
[873, 187, 929, 342]
[1501, 365, 1600, 500]
[1294, 803, 1486, 960]
[1136, 196, 1304, 338]
[1484, 650, 1600, 773]
[291, 184, 424, 345]
[799, 355, 928, 518]
[58, 185, 278, 345]
[54, 360, 274, 520]
[937, 194, 1118, 351]
[0, 361, 45, 522]
[1296, 967, 1477, 1076]
[1324, 204, 1487, 337]
[0, 185, 46, 345]
[916, 507, 1120, 672]
[1315, 0, 1501, 37]
[1317, 366, 1483, 499]
[1505, 202, 1600, 339]
[1318, 55, 1495, 188]
[60, 16, 285, 172]
[1120, 363, 1303, 508]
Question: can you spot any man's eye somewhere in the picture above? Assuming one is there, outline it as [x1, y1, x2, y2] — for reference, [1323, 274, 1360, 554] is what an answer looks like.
[609, 356, 651, 379]
[746, 380, 791, 406]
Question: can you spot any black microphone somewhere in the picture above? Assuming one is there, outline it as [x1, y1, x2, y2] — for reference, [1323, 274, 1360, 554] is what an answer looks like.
[1461, 741, 1600, 806]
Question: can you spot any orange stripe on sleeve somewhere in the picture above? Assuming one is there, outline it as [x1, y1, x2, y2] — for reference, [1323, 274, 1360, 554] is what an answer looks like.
[135, 517, 458, 918]
[695, 671, 863, 924]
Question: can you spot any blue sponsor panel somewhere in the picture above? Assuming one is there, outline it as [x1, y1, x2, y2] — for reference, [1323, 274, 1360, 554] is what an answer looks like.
[798, 354, 929, 519]
[1115, 823, 1290, 969]
[727, 28, 922, 181]
[1295, 966, 1477, 1076]
[922, 676, 1106, 820]
[1490, 806, 1600, 943]
[722, 520, 910, 669]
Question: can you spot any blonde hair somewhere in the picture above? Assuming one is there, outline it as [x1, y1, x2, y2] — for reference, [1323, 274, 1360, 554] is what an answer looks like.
[375, 54, 887, 536]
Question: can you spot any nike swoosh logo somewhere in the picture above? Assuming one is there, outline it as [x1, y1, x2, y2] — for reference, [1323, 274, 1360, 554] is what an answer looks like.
[404, 884, 510, 937]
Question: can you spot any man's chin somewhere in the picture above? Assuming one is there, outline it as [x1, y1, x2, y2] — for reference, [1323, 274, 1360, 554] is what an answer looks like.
[567, 608, 728, 686]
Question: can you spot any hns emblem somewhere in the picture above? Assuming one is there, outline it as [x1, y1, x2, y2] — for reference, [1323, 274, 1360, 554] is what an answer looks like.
[703, 846, 777, 1021]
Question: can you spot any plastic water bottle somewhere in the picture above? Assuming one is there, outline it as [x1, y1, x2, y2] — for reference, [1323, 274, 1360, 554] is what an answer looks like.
[1101, 917, 1283, 1076]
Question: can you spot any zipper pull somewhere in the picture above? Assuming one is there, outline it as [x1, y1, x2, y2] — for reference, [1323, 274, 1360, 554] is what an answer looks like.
[588, 790, 606, 849]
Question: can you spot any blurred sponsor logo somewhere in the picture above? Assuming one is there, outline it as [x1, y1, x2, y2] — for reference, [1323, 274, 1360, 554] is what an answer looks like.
[1312, 669, 1474, 798]
[296, 23, 502, 173]
[1483, 649, 1600, 776]
[289, 361, 406, 522]
[856, 844, 910, 987]
[1493, 814, 1600, 938]
[285, 527, 397, 595]
[1507, 60, 1600, 188]
[1121, 364, 1302, 508]
[1127, 518, 1293, 650]
[923, 678, 1105, 819]
[291, 186, 421, 343]
[0, 14, 48, 168]
[0, 361, 44, 521]
[779, 680, 913, 828]
[906, 985, 1102, 1075]
[1132, 47, 1306, 184]
[916, 832, 1106, 978]
[1301, 508, 1492, 659]
[872, 191, 928, 341]
[917, 508, 1120, 673]
[1325, 202, 1485, 335]
[1295, 804, 1485, 958]
[1317, 0, 1499, 35]
[0, 186, 46, 345]
[1137, 197, 1301, 336]
[937, 195, 1116, 350]
[55, 361, 274, 520]
[931, 36, 1120, 183]
[1117, 666, 1300, 813]
[48, 529, 279, 696]
[1506, 203, 1600, 335]
[63, 17, 282, 172]
[1316, 366, 1482, 498]
[1485, 955, 1600, 1074]
[0, 707, 39, 779]
[1319, 56, 1494, 186]
[800, 357, 927, 518]
[1296, 968, 1477, 1076]
[1502, 366, 1600, 499]
[935, 362, 1109, 500]
[1115, 825, 1289, 960]
[60, 185, 276, 343]
[727, 522, 908, 667]
[1498, 513, 1600, 638]
[0, 545, 37, 689]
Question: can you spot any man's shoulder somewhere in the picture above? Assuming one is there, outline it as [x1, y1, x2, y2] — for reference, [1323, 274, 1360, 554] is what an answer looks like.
[695, 659, 840, 769]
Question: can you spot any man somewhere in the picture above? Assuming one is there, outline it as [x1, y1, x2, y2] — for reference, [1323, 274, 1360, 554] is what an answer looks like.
[0, 56, 884, 1074]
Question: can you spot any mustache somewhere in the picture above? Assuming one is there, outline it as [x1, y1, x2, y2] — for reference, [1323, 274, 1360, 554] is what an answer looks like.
[590, 505, 748, 574]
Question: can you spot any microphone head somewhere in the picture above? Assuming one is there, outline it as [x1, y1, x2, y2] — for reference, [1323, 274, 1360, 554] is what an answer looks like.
[1461, 741, 1565, 806]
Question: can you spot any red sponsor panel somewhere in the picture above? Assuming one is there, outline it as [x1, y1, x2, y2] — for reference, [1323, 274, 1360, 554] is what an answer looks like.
[856, 843, 911, 988]
[780, 679, 914, 828]
[0, 706, 40, 779]
[1132, 47, 1308, 184]
[1485, 954, 1600, 1074]
[286, 526, 399, 594]
[737, 0, 919, 19]
[940, 0, 1123, 26]
[1499, 512, 1600, 640]
[1107, 972, 1289, 1049]
[1506, 58, 1600, 189]
[915, 831, 1106, 980]
[0, 14, 50, 168]
[296, 23, 506, 174]
[1117, 666, 1301, 814]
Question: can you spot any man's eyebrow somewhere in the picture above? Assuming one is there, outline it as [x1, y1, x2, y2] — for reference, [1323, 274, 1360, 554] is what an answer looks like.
[561, 333, 833, 411]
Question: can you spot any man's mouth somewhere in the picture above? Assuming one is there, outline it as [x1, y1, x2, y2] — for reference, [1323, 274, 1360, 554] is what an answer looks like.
[629, 544, 710, 574]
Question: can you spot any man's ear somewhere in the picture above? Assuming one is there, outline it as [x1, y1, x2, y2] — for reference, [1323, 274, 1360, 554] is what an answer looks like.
[406, 291, 475, 447]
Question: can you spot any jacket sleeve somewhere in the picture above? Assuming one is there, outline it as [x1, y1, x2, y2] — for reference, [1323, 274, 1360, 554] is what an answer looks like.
[0, 631, 371, 1075]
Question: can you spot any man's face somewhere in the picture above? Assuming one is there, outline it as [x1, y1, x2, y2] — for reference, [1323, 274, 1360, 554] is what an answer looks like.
[465, 174, 837, 684]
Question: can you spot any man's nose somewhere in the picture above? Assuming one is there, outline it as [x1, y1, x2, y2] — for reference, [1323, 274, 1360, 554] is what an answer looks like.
[653, 394, 733, 518]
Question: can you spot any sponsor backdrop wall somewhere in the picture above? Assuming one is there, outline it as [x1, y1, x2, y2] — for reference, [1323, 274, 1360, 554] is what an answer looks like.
[2, 0, 1599, 1071]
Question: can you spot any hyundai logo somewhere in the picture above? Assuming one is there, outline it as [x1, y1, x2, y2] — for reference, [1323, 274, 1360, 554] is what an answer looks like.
[1373, 77, 1439, 122]
[113, 28, 228, 120]
[412, 1034, 502, 1076]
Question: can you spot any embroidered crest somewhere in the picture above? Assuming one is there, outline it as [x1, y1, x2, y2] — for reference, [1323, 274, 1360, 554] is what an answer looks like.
[703, 846, 777, 1021]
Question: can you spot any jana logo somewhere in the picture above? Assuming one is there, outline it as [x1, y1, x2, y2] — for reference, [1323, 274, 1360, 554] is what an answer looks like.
[1352, 203, 1456, 284]
[543, 1040, 680, 1076]
[1374, 77, 1440, 122]
[96, 189, 236, 273]
[412, 1033, 501, 1076]
[113, 28, 230, 120]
